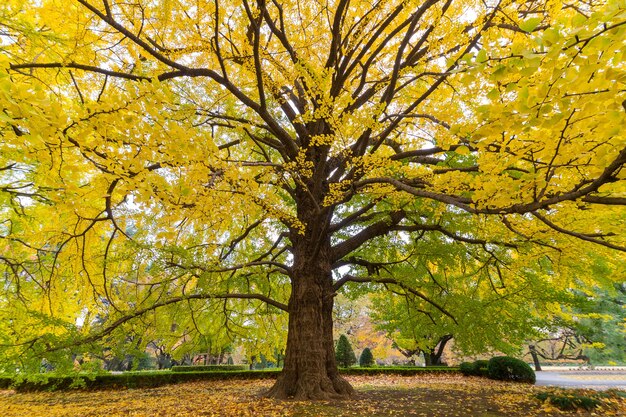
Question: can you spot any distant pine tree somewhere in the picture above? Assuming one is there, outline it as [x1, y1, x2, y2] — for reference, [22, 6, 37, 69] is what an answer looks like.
[359, 347, 374, 367]
[335, 334, 357, 368]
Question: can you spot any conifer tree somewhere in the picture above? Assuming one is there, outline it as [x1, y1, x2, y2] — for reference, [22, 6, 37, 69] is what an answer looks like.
[359, 348, 375, 367]
[335, 335, 357, 368]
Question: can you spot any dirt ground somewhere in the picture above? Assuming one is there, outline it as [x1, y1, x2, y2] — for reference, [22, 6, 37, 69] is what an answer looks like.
[0, 374, 624, 417]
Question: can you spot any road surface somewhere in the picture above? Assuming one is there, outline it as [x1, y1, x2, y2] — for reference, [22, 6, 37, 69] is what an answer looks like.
[535, 370, 626, 390]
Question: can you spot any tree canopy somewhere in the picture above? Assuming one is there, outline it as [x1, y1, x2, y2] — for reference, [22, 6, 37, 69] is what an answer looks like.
[1, 0, 625, 399]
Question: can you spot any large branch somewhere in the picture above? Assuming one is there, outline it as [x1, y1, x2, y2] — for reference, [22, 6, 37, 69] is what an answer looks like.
[389, 144, 468, 161]
[359, 145, 626, 215]
[391, 224, 517, 249]
[10, 62, 150, 81]
[325, 0, 350, 70]
[332, 254, 414, 273]
[169, 260, 292, 276]
[242, 0, 266, 111]
[331, 210, 405, 261]
[328, 201, 379, 233]
[356, 177, 473, 210]
[582, 196, 626, 205]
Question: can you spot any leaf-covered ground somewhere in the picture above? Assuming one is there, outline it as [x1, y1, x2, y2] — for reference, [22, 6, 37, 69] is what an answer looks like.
[0, 375, 624, 417]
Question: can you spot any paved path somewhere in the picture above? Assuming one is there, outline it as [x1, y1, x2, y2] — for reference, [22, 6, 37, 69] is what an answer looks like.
[535, 370, 626, 390]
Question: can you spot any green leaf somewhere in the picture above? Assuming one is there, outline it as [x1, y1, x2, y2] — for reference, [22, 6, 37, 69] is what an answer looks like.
[571, 14, 587, 27]
[487, 88, 500, 101]
[476, 49, 488, 63]
[543, 28, 561, 45]
[519, 17, 542, 33]
[491, 65, 508, 81]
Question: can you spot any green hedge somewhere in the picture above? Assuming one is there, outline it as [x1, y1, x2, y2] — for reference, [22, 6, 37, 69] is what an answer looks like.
[340, 366, 458, 376]
[4, 370, 281, 392]
[0, 367, 460, 392]
[171, 365, 247, 372]
[459, 357, 535, 384]
[0, 375, 12, 389]
[459, 360, 489, 377]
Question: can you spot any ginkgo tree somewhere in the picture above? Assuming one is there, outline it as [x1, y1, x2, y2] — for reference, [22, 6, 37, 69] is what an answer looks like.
[1, 0, 625, 400]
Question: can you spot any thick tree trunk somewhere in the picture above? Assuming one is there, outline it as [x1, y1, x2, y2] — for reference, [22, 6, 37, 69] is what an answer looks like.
[266, 266, 353, 398]
[267, 203, 353, 399]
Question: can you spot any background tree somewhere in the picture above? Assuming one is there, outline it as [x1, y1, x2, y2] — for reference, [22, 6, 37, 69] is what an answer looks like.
[581, 284, 626, 365]
[359, 347, 375, 367]
[1, 0, 625, 399]
[335, 334, 357, 368]
[528, 283, 626, 367]
[333, 294, 401, 363]
[368, 231, 585, 363]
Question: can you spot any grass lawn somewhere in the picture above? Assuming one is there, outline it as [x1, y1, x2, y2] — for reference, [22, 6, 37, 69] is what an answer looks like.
[0, 374, 624, 416]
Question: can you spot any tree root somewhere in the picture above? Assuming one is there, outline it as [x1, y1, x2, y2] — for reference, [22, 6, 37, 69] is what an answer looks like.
[266, 372, 354, 400]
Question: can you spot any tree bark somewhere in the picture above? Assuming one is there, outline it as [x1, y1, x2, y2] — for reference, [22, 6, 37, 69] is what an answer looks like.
[528, 345, 542, 371]
[424, 335, 452, 366]
[267, 199, 353, 399]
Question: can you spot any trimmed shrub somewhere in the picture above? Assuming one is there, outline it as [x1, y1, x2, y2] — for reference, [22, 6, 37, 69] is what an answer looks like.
[473, 360, 489, 376]
[359, 348, 375, 367]
[487, 356, 535, 384]
[459, 360, 489, 377]
[459, 362, 475, 376]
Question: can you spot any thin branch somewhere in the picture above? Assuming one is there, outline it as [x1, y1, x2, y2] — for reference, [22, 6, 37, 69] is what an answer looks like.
[333, 274, 457, 324]
[43, 292, 288, 352]
[219, 220, 264, 260]
[10, 62, 150, 81]
[532, 211, 625, 252]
